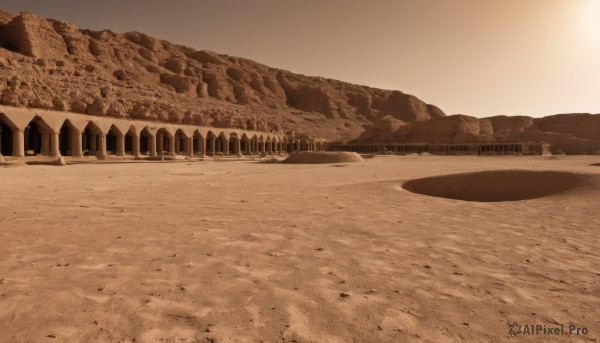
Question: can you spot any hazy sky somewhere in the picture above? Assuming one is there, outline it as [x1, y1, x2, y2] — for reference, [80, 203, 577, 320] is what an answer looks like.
[1, 0, 599, 117]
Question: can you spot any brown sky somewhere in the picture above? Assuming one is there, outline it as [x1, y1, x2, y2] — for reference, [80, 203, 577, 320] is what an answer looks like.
[2, 0, 599, 117]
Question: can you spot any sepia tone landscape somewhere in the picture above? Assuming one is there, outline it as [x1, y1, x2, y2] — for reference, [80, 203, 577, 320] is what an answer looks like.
[1, 2, 599, 343]
[1, 156, 599, 342]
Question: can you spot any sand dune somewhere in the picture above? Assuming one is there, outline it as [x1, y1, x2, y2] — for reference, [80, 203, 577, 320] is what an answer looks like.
[402, 169, 597, 202]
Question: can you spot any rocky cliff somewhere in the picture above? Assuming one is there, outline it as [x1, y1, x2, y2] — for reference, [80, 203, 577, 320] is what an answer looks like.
[0, 10, 445, 141]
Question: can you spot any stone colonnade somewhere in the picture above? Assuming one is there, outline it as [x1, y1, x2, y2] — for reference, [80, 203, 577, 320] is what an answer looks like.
[0, 106, 310, 158]
[326, 142, 550, 155]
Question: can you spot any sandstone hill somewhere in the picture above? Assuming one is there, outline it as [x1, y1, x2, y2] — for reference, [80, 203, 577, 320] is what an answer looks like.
[0, 10, 445, 141]
[357, 113, 600, 154]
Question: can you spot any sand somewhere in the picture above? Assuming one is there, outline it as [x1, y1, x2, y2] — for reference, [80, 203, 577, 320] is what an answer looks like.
[1, 155, 599, 342]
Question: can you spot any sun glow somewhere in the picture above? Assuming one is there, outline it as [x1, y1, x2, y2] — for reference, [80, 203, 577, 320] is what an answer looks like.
[581, 0, 600, 46]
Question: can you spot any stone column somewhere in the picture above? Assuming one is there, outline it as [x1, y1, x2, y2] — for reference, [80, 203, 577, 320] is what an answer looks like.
[168, 135, 176, 156]
[133, 133, 141, 157]
[222, 137, 230, 155]
[12, 128, 25, 157]
[116, 133, 125, 156]
[71, 129, 83, 158]
[198, 136, 206, 157]
[267, 141, 272, 154]
[209, 137, 216, 155]
[96, 133, 107, 159]
[50, 131, 60, 157]
[235, 139, 241, 155]
[187, 136, 194, 157]
[148, 134, 157, 157]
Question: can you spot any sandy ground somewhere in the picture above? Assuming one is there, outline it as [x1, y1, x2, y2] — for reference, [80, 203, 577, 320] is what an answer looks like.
[0, 155, 599, 343]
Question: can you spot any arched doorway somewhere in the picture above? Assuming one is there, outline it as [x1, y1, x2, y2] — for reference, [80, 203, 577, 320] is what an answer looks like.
[0, 116, 13, 156]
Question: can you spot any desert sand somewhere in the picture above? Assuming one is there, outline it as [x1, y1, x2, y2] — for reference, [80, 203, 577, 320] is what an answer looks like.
[1, 155, 599, 342]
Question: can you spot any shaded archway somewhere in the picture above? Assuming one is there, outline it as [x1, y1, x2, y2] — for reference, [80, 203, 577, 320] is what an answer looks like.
[193, 130, 205, 157]
[174, 129, 188, 155]
[241, 133, 251, 154]
[106, 125, 124, 156]
[82, 122, 102, 157]
[58, 120, 84, 157]
[124, 126, 136, 155]
[282, 137, 289, 154]
[139, 127, 156, 157]
[229, 132, 240, 155]
[0, 115, 13, 156]
[156, 128, 173, 156]
[250, 135, 259, 155]
[206, 130, 217, 156]
[217, 132, 229, 155]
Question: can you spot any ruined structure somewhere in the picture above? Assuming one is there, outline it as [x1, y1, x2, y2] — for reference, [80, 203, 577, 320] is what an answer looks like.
[0, 106, 325, 159]
[326, 142, 550, 155]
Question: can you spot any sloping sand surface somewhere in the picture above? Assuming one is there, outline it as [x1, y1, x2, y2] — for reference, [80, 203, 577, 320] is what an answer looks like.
[402, 169, 596, 202]
[1, 156, 599, 342]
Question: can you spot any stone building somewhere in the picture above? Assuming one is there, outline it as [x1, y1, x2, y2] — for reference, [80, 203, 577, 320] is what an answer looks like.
[0, 106, 326, 159]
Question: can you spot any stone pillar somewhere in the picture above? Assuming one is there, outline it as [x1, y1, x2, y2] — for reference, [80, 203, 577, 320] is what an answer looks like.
[116, 133, 125, 156]
[267, 141, 272, 154]
[222, 137, 230, 155]
[133, 133, 141, 157]
[12, 128, 25, 157]
[148, 134, 157, 157]
[71, 129, 83, 158]
[50, 131, 60, 157]
[235, 139, 241, 155]
[41, 130, 50, 156]
[96, 133, 107, 159]
[259, 141, 265, 154]
[168, 135, 176, 156]
[157, 133, 164, 156]
[175, 136, 181, 154]
[198, 136, 206, 157]
[210, 137, 216, 155]
[187, 136, 194, 157]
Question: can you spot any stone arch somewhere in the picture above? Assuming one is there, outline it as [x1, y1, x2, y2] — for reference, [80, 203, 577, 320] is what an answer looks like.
[58, 119, 84, 157]
[216, 131, 229, 155]
[250, 134, 259, 155]
[156, 127, 174, 156]
[240, 133, 251, 155]
[174, 128, 189, 155]
[0, 112, 15, 156]
[193, 129, 206, 157]
[229, 132, 241, 155]
[139, 126, 157, 157]
[206, 130, 217, 156]
[81, 121, 103, 157]
[106, 124, 126, 156]
[124, 125, 138, 156]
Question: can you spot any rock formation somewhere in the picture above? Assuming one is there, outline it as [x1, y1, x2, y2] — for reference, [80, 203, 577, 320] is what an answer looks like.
[0, 10, 444, 141]
[358, 113, 600, 154]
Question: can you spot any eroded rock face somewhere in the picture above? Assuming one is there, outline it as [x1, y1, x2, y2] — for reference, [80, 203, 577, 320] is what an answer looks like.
[0, 10, 445, 140]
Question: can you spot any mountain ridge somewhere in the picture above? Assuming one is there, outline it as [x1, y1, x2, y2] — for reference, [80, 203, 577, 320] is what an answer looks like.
[0, 10, 445, 141]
